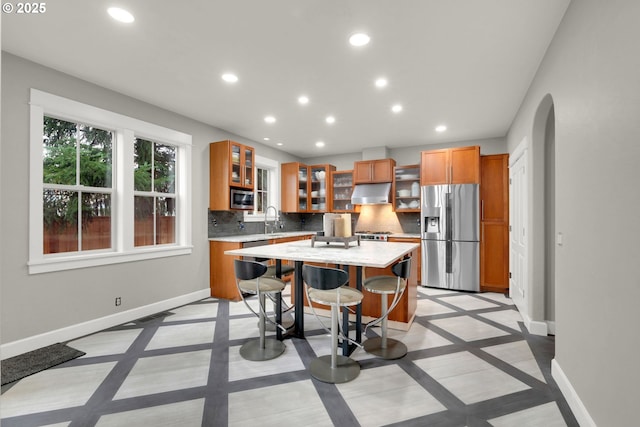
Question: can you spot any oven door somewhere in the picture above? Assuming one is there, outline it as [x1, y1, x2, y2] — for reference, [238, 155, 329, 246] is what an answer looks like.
[230, 189, 254, 210]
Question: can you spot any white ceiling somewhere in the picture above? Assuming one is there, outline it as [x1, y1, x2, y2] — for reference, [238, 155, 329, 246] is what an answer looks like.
[2, 0, 570, 158]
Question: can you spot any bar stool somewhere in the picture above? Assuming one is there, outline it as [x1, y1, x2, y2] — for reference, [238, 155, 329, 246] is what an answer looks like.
[253, 257, 295, 331]
[362, 257, 411, 359]
[302, 264, 363, 383]
[234, 259, 286, 361]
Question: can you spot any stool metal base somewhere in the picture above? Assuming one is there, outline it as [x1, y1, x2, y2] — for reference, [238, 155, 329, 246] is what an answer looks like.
[310, 355, 360, 383]
[363, 337, 408, 360]
[239, 338, 285, 361]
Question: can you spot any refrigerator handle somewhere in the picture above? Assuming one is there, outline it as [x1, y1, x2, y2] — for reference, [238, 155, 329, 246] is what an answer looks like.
[481, 200, 484, 220]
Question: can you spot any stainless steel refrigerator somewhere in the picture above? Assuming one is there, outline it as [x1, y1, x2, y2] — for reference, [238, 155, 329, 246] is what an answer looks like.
[421, 184, 480, 291]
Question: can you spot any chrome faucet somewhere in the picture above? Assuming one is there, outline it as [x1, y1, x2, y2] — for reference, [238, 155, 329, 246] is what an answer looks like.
[264, 205, 279, 234]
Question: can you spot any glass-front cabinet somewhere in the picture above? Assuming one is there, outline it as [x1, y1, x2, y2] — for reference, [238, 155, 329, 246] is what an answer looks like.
[281, 162, 335, 213]
[308, 164, 334, 213]
[394, 164, 420, 212]
[230, 142, 253, 189]
[331, 170, 356, 212]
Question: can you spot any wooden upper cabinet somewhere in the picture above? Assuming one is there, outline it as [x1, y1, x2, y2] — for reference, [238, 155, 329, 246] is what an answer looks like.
[281, 162, 307, 213]
[209, 140, 255, 211]
[353, 158, 396, 183]
[420, 146, 480, 185]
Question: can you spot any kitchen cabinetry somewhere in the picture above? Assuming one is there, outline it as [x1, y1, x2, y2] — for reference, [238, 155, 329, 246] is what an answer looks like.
[420, 145, 480, 185]
[393, 165, 420, 212]
[354, 158, 396, 184]
[330, 170, 357, 212]
[281, 162, 335, 213]
[209, 140, 254, 210]
[209, 234, 312, 300]
[388, 237, 421, 284]
[480, 154, 509, 293]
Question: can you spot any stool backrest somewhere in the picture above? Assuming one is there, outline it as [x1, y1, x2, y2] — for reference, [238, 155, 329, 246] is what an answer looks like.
[391, 258, 412, 280]
[302, 264, 349, 291]
[234, 259, 268, 281]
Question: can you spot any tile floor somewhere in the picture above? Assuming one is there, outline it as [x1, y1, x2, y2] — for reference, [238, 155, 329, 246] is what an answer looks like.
[0, 286, 578, 426]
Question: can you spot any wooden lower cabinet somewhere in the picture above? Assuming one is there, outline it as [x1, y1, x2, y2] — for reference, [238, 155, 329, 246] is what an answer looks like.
[480, 223, 509, 293]
[209, 240, 243, 301]
[209, 234, 311, 301]
[387, 237, 421, 284]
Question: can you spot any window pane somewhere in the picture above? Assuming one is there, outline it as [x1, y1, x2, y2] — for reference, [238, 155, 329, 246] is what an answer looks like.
[134, 196, 154, 246]
[81, 193, 111, 250]
[262, 169, 269, 191]
[154, 143, 176, 193]
[156, 197, 176, 244]
[43, 117, 77, 185]
[43, 189, 78, 254]
[79, 125, 112, 188]
[134, 138, 152, 191]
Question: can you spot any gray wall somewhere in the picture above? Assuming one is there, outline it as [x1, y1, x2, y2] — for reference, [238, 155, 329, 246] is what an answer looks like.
[506, 1, 640, 425]
[0, 53, 300, 345]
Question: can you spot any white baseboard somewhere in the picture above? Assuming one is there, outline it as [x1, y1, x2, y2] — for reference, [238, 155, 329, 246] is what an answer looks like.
[521, 311, 548, 336]
[1, 288, 211, 360]
[547, 320, 556, 335]
[552, 359, 597, 427]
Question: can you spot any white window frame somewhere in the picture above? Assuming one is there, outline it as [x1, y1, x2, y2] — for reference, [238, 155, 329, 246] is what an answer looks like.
[243, 155, 279, 222]
[29, 89, 192, 274]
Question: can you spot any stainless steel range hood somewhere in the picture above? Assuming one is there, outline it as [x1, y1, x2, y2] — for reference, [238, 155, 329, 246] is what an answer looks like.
[351, 182, 392, 205]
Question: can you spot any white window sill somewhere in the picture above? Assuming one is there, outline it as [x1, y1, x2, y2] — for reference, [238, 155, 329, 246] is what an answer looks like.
[28, 245, 193, 274]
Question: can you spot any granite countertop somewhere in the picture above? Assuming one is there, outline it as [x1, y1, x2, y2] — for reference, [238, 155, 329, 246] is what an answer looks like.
[209, 231, 317, 243]
[224, 239, 419, 268]
[390, 233, 421, 239]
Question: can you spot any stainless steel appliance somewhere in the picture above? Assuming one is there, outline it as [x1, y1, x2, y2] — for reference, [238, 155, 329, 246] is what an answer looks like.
[421, 184, 479, 291]
[355, 231, 391, 241]
[230, 188, 254, 210]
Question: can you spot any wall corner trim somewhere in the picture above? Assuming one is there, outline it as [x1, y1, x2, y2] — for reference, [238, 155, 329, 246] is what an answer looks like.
[0, 288, 211, 360]
[552, 359, 597, 427]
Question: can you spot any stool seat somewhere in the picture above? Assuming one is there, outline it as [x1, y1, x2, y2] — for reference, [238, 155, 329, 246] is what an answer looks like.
[234, 259, 286, 362]
[303, 264, 363, 384]
[362, 258, 411, 360]
[308, 286, 363, 307]
[239, 276, 286, 294]
[363, 276, 407, 295]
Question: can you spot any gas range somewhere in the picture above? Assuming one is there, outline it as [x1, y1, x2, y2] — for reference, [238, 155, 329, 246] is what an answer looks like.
[354, 231, 392, 241]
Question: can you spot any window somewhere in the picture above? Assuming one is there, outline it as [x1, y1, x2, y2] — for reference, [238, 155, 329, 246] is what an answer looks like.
[243, 155, 279, 222]
[42, 117, 113, 254]
[29, 89, 192, 274]
[255, 167, 269, 213]
[133, 138, 176, 246]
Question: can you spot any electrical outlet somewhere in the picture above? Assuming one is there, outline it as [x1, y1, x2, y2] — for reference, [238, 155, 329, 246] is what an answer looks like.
[115, 297, 121, 306]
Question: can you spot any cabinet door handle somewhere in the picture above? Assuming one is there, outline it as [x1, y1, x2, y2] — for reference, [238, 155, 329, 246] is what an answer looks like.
[481, 200, 485, 220]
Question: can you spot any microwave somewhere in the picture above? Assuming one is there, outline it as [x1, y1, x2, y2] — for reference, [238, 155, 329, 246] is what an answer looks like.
[230, 188, 254, 210]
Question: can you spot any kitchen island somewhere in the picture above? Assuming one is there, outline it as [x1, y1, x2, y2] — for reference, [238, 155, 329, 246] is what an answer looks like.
[224, 239, 419, 349]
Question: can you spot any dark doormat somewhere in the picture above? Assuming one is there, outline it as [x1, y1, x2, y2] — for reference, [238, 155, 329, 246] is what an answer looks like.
[1, 343, 86, 385]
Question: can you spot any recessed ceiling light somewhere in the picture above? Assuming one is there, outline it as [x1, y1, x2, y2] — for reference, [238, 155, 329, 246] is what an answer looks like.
[107, 7, 134, 23]
[325, 116, 336, 124]
[277, 142, 283, 146]
[375, 78, 388, 88]
[221, 73, 238, 83]
[435, 125, 447, 132]
[315, 141, 325, 148]
[349, 33, 370, 47]
[391, 104, 403, 113]
[264, 116, 276, 124]
[298, 95, 309, 105]
[263, 137, 270, 141]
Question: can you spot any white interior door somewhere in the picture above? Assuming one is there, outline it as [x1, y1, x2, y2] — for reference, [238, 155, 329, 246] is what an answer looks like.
[509, 149, 528, 314]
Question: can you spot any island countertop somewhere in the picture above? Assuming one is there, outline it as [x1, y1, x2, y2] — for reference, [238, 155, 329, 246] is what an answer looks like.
[224, 239, 418, 268]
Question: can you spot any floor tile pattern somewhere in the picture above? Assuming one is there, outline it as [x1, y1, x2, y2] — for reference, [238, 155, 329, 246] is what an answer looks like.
[1, 286, 578, 426]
